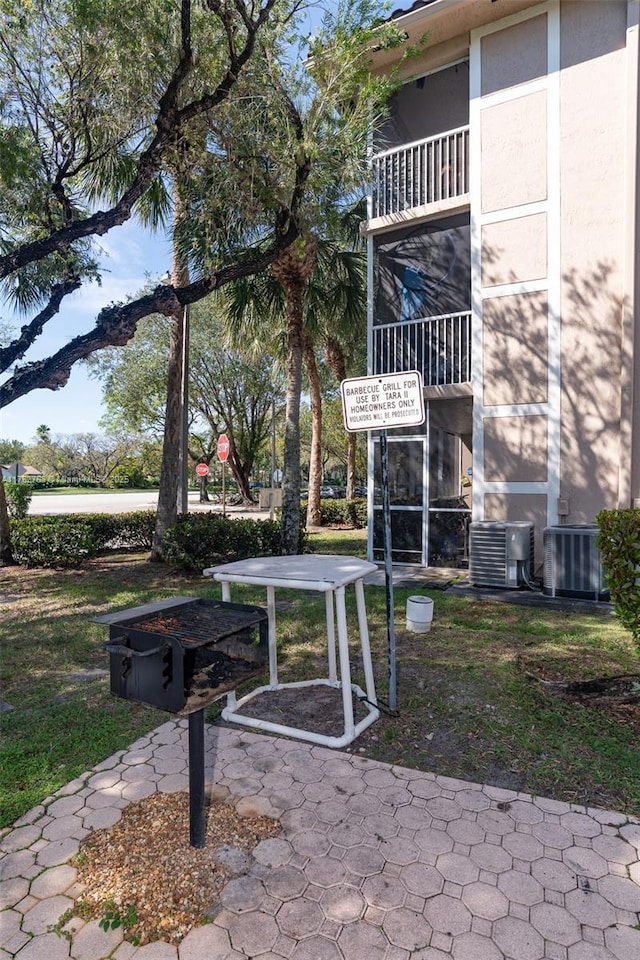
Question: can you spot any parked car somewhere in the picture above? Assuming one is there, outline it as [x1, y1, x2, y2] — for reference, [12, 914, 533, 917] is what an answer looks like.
[320, 485, 337, 498]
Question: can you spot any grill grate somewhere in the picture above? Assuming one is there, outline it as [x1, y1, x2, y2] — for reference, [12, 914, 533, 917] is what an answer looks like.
[129, 601, 264, 647]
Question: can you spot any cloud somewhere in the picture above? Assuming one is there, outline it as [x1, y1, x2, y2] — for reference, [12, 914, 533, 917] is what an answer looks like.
[94, 219, 168, 270]
[68, 275, 150, 315]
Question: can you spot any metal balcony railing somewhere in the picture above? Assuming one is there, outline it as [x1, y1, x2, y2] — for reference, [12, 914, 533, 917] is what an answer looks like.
[371, 126, 469, 219]
[372, 311, 472, 387]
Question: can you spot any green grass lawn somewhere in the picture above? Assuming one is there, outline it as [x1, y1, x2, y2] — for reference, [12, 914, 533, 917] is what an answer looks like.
[1, 528, 638, 828]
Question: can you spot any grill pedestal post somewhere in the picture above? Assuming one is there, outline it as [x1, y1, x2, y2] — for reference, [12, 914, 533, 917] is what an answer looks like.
[188, 709, 205, 848]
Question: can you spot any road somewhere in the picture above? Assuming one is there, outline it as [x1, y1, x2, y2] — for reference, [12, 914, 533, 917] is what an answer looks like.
[28, 490, 267, 518]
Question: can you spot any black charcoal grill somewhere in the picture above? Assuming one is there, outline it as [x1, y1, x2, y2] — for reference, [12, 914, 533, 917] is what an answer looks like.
[96, 596, 268, 715]
[94, 596, 268, 846]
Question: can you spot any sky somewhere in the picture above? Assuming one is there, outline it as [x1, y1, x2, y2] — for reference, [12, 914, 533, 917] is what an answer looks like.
[1, 221, 170, 446]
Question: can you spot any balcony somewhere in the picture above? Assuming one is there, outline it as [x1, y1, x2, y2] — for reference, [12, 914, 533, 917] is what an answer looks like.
[372, 311, 472, 388]
[370, 126, 469, 224]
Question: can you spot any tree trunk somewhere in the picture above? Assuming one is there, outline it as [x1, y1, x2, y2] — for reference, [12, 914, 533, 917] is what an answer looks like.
[227, 443, 253, 504]
[324, 335, 356, 499]
[305, 335, 323, 527]
[199, 475, 210, 502]
[0, 479, 14, 565]
[150, 183, 189, 562]
[272, 239, 317, 555]
[280, 288, 304, 554]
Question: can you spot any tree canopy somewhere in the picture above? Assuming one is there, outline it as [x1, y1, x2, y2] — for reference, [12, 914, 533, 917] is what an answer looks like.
[91, 301, 283, 500]
[0, 0, 409, 409]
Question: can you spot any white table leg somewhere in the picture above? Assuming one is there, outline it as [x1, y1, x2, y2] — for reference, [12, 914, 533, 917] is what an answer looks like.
[355, 578, 377, 705]
[221, 582, 235, 710]
[325, 590, 337, 683]
[335, 585, 355, 740]
[267, 585, 278, 687]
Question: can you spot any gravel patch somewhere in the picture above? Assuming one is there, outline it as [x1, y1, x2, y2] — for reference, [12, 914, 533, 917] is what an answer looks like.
[70, 790, 280, 944]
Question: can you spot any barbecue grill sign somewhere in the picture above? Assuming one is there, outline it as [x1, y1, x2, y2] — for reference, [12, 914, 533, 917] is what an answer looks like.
[340, 371, 425, 432]
[340, 370, 425, 715]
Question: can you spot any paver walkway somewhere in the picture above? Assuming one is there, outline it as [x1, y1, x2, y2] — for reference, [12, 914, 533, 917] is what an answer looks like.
[2, 721, 640, 960]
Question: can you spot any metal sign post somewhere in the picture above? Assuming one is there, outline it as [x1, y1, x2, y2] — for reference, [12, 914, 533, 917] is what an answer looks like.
[340, 372, 425, 712]
[217, 434, 230, 518]
[379, 429, 396, 709]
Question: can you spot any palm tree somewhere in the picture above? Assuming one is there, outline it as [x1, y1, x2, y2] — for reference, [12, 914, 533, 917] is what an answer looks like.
[223, 207, 367, 550]
[308, 201, 367, 505]
[149, 171, 187, 562]
[35, 424, 51, 445]
[270, 237, 318, 552]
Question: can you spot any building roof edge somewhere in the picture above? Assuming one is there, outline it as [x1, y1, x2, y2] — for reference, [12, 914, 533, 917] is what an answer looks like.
[389, 0, 468, 25]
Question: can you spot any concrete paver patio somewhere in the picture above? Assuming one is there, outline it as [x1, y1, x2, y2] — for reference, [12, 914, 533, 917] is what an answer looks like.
[2, 720, 640, 960]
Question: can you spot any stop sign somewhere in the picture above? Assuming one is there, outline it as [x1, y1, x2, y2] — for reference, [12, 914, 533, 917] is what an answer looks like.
[195, 463, 209, 477]
[217, 433, 230, 462]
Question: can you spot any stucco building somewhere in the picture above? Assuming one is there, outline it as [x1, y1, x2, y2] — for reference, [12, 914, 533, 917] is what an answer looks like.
[363, 0, 639, 584]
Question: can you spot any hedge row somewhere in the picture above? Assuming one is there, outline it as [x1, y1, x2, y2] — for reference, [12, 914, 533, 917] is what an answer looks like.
[162, 514, 307, 572]
[596, 508, 640, 649]
[10, 511, 156, 567]
[9, 510, 308, 570]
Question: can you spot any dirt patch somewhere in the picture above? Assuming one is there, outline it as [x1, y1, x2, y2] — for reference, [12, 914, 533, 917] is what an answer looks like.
[220, 666, 531, 793]
[529, 673, 640, 703]
[69, 791, 279, 945]
[231, 684, 373, 738]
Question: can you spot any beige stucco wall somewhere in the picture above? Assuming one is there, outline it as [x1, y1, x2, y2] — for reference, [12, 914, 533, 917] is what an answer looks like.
[482, 292, 548, 407]
[480, 11, 547, 96]
[478, 11, 550, 516]
[559, 0, 627, 522]
[478, 1, 630, 532]
[484, 415, 548, 483]
[367, 0, 637, 564]
[482, 214, 547, 287]
[480, 90, 547, 214]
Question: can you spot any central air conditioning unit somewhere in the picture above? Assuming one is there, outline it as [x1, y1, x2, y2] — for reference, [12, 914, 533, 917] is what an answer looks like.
[543, 525, 609, 601]
[469, 521, 534, 589]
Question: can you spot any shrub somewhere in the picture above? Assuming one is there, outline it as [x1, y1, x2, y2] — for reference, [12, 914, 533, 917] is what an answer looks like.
[11, 517, 97, 567]
[4, 481, 32, 519]
[318, 497, 368, 529]
[80, 511, 156, 550]
[8, 511, 156, 566]
[596, 508, 640, 650]
[162, 513, 308, 572]
[107, 465, 150, 488]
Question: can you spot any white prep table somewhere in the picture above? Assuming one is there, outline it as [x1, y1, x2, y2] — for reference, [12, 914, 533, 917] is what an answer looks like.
[203, 554, 379, 747]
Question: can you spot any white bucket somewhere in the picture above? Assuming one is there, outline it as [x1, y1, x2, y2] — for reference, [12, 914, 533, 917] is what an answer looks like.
[406, 595, 434, 633]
